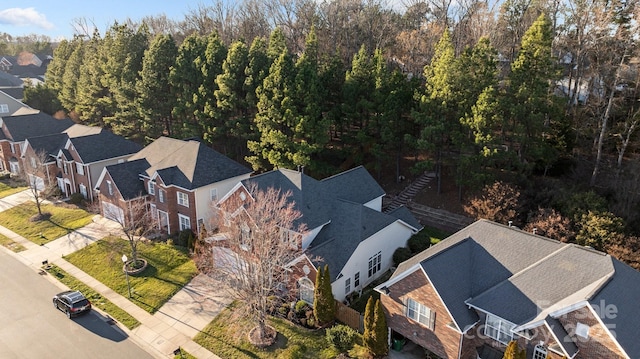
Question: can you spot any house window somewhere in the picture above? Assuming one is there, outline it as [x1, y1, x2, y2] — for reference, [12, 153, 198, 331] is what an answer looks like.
[210, 188, 218, 202]
[9, 161, 19, 174]
[345, 278, 351, 294]
[178, 214, 191, 231]
[484, 314, 515, 344]
[79, 184, 87, 198]
[56, 158, 62, 168]
[177, 191, 189, 207]
[0, 104, 8, 113]
[158, 189, 165, 203]
[240, 222, 251, 249]
[239, 191, 246, 201]
[106, 180, 113, 195]
[148, 181, 155, 195]
[406, 298, 434, 329]
[368, 251, 382, 277]
[354, 272, 360, 288]
[30, 157, 37, 168]
[299, 277, 314, 304]
[533, 345, 547, 359]
[76, 162, 84, 175]
[575, 322, 589, 339]
[63, 162, 68, 174]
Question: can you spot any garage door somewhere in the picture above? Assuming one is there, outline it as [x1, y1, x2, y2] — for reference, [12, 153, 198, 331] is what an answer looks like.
[102, 202, 124, 224]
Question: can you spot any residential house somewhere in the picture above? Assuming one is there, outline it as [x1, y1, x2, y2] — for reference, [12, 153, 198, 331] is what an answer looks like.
[0, 89, 36, 116]
[217, 166, 423, 302]
[55, 129, 141, 199]
[22, 124, 139, 197]
[376, 219, 640, 359]
[95, 136, 252, 233]
[0, 112, 73, 173]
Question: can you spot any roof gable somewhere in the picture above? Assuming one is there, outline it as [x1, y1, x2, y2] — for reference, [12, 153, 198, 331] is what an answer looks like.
[102, 159, 150, 200]
[321, 165, 385, 204]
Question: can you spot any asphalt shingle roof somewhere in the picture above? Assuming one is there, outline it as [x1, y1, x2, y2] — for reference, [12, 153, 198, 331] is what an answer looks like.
[70, 131, 141, 164]
[104, 159, 149, 200]
[129, 137, 251, 190]
[243, 167, 421, 282]
[1, 112, 73, 142]
[25, 133, 67, 158]
[388, 219, 640, 358]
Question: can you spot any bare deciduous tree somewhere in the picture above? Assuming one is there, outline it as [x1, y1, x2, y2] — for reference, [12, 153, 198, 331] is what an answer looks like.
[195, 184, 306, 345]
[21, 150, 51, 219]
[464, 181, 523, 225]
[102, 198, 155, 268]
[524, 207, 575, 242]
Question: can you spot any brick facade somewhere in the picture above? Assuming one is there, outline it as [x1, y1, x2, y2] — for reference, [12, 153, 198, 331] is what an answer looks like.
[383, 270, 463, 359]
[145, 177, 196, 235]
[557, 306, 626, 358]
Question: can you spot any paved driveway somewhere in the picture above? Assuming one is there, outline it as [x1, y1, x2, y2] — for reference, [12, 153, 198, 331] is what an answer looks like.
[0, 189, 32, 212]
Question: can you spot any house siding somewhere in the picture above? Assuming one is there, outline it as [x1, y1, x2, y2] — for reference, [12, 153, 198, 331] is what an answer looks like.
[382, 270, 463, 359]
[557, 306, 627, 359]
[333, 221, 413, 301]
[194, 174, 250, 233]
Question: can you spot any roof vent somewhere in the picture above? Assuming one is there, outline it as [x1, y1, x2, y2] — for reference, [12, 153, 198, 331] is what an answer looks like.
[508, 220, 513, 227]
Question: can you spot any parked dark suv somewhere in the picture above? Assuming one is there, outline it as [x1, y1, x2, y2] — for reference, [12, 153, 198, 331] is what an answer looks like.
[53, 290, 91, 318]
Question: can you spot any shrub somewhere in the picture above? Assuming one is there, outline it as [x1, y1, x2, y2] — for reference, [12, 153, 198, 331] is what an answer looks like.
[326, 324, 357, 352]
[295, 300, 308, 316]
[314, 265, 336, 325]
[172, 229, 195, 249]
[393, 247, 413, 266]
[42, 185, 62, 200]
[69, 193, 85, 205]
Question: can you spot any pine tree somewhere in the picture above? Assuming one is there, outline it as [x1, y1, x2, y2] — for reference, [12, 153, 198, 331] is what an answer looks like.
[313, 265, 335, 326]
[198, 32, 227, 143]
[45, 39, 72, 95]
[372, 299, 389, 357]
[138, 33, 177, 141]
[59, 37, 85, 113]
[76, 29, 109, 127]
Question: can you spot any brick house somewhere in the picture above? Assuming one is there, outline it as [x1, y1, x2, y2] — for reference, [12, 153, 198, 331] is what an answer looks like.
[95, 136, 252, 235]
[217, 167, 423, 302]
[376, 219, 640, 359]
[0, 112, 73, 174]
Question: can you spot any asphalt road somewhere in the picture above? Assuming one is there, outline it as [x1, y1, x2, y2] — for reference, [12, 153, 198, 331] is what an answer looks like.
[0, 250, 154, 359]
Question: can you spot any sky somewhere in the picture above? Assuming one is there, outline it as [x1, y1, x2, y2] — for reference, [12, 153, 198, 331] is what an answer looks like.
[0, 1, 209, 40]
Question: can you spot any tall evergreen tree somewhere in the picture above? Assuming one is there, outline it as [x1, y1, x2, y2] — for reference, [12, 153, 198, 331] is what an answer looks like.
[138, 33, 178, 142]
[45, 39, 72, 95]
[503, 14, 562, 173]
[59, 37, 85, 113]
[247, 33, 297, 171]
[372, 299, 389, 357]
[214, 40, 251, 157]
[313, 265, 335, 325]
[363, 296, 376, 354]
[170, 33, 208, 139]
[244, 37, 269, 114]
[198, 32, 227, 143]
[76, 29, 109, 126]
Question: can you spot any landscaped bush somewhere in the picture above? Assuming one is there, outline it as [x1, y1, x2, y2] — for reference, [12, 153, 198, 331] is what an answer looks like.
[393, 247, 413, 266]
[69, 193, 85, 205]
[172, 229, 195, 249]
[41, 184, 62, 200]
[326, 324, 357, 352]
[295, 300, 309, 316]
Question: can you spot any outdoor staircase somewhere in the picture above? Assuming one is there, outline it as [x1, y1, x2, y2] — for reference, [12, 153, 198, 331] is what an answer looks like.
[383, 171, 436, 213]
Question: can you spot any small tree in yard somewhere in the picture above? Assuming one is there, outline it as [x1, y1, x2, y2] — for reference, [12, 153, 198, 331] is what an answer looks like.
[363, 296, 375, 354]
[195, 184, 306, 346]
[103, 198, 155, 269]
[502, 340, 526, 359]
[22, 150, 51, 219]
[464, 181, 523, 225]
[372, 299, 389, 357]
[314, 264, 336, 326]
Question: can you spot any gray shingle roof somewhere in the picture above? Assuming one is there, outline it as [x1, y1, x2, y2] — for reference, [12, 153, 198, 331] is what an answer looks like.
[25, 133, 67, 158]
[388, 219, 640, 357]
[129, 137, 251, 190]
[1, 112, 74, 142]
[321, 165, 385, 204]
[243, 167, 421, 281]
[70, 131, 141, 164]
[104, 159, 149, 200]
[387, 206, 423, 230]
[0, 71, 22, 87]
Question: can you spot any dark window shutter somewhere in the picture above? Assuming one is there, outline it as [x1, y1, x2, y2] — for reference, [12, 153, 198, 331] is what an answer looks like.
[429, 309, 436, 330]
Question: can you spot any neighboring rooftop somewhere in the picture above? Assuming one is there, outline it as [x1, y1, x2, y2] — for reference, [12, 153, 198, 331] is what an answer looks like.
[67, 131, 142, 164]
[0, 112, 74, 141]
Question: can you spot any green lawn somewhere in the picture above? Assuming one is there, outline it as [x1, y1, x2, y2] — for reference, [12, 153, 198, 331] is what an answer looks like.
[195, 303, 338, 359]
[0, 181, 27, 198]
[0, 203, 94, 245]
[0, 233, 26, 252]
[64, 237, 198, 314]
[46, 264, 141, 329]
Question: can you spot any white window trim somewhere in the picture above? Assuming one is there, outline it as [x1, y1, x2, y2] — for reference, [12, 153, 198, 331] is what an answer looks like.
[299, 277, 314, 304]
[368, 251, 382, 277]
[106, 180, 113, 195]
[345, 278, 351, 295]
[177, 191, 189, 207]
[0, 104, 8, 113]
[148, 181, 155, 195]
[159, 189, 165, 203]
[76, 162, 84, 175]
[484, 314, 515, 345]
[178, 214, 191, 231]
[79, 184, 87, 198]
[210, 188, 218, 202]
[533, 344, 547, 359]
[354, 272, 360, 288]
[406, 297, 434, 329]
[30, 157, 37, 168]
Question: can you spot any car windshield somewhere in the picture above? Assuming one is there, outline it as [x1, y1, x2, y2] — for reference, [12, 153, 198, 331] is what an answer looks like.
[72, 299, 89, 308]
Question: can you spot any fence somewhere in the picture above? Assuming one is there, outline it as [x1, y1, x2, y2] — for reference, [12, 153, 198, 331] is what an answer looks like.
[335, 300, 364, 333]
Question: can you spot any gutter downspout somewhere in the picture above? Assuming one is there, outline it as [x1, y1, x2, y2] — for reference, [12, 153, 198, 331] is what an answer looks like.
[87, 164, 93, 201]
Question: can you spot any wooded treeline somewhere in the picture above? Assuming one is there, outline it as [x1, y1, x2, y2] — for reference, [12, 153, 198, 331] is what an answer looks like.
[19, 0, 640, 251]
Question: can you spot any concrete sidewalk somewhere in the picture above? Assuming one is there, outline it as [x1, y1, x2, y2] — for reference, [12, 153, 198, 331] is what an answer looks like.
[0, 191, 224, 359]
